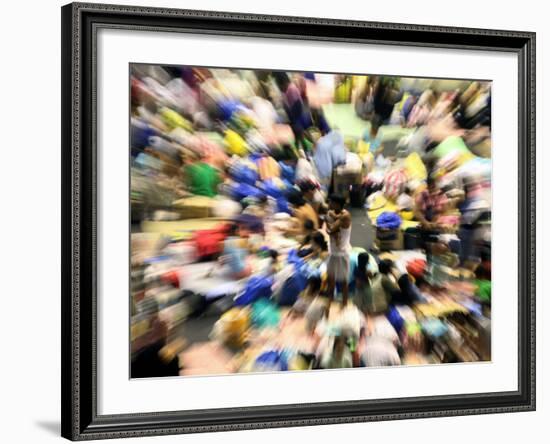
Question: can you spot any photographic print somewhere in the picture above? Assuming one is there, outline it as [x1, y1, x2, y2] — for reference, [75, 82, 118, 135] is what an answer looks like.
[62, 4, 535, 439]
[129, 64, 492, 378]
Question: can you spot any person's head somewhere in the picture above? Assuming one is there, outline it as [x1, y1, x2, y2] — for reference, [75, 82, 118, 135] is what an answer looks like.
[427, 175, 438, 193]
[311, 231, 328, 252]
[378, 259, 394, 275]
[355, 252, 370, 281]
[227, 223, 240, 237]
[238, 224, 251, 238]
[230, 221, 250, 238]
[357, 252, 370, 273]
[303, 219, 315, 235]
[269, 249, 279, 262]
[272, 71, 290, 93]
[298, 180, 317, 201]
[288, 189, 306, 208]
[328, 194, 346, 213]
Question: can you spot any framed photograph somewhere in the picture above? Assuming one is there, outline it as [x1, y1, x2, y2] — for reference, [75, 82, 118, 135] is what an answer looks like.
[61, 2, 536, 440]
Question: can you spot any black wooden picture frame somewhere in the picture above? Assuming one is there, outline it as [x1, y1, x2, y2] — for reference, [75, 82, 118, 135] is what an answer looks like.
[61, 2, 536, 440]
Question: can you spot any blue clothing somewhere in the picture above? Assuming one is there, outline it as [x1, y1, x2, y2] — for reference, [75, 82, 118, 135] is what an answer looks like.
[224, 237, 247, 274]
[312, 131, 346, 180]
[134, 152, 162, 171]
[363, 132, 382, 152]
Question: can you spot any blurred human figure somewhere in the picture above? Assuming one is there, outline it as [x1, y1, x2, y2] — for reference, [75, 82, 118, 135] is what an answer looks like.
[298, 179, 327, 217]
[360, 335, 401, 367]
[396, 185, 415, 213]
[373, 77, 402, 123]
[414, 176, 448, 240]
[182, 152, 221, 197]
[222, 224, 252, 279]
[312, 130, 347, 192]
[290, 275, 323, 319]
[286, 189, 319, 236]
[273, 72, 310, 148]
[355, 76, 378, 120]
[326, 194, 352, 307]
[131, 299, 180, 378]
[376, 259, 402, 304]
[301, 231, 329, 263]
[407, 89, 435, 127]
[320, 335, 353, 369]
[268, 249, 281, 275]
[298, 219, 316, 250]
[363, 114, 384, 154]
[353, 252, 373, 316]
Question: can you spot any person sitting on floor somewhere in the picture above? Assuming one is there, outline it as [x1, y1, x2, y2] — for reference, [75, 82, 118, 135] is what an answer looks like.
[286, 188, 319, 236]
[319, 334, 353, 369]
[182, 151, 221, 198]
[298, 179, 327, 218]
[413, 175, 449, 252]
[378, 259, 426, 306]
[301, 231, 329, 263]
[291, 275, 323, 319]
[221, 223, 252, 280]
[299, 219, 316, 248]
[353, 252, 376, 316]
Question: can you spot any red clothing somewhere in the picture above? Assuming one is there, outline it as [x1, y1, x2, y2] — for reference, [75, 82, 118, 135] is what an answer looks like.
[415, 189, 447, 222]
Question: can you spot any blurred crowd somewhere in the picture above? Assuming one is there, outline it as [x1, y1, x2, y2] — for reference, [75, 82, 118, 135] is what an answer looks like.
[129, 64, 491, 378]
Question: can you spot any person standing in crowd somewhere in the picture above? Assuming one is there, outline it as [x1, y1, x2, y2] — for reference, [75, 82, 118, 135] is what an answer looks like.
[354, 75, 378, 120]
[325, 194, 352, 308]
[373, 77, 402, 123]
[272, 72, 309, 148]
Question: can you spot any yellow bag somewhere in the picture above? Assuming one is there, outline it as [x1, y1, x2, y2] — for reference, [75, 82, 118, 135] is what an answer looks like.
[258, 156, 281, 180]
[224, 129, 248, 156]
[361, 151, 374, 173]
[219, 307, 250, 348]
[404, 152, 427, 182]
[159, 107, 193, 131]
[357, 140, 370, 156]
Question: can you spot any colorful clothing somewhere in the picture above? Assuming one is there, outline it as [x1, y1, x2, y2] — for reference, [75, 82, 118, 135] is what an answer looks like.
[223, 237, 248, 276]
[184, 162, 220, 197]
[294, 203, 319, 232]
[415, 189, 448, 222]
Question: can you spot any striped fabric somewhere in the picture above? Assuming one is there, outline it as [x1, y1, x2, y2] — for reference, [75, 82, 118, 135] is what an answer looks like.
[383, 169, 407, 200]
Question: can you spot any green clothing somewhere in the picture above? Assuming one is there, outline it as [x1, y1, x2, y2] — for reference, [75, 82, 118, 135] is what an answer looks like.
[184, 162, 220, 197]
[432, 135, 471, 159]
[474, 279, 491, 302]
